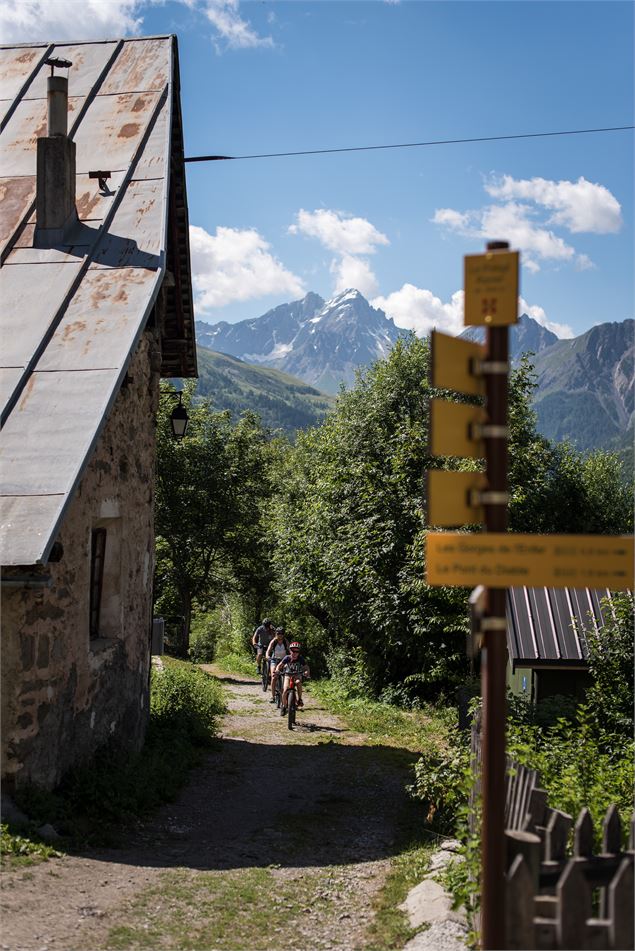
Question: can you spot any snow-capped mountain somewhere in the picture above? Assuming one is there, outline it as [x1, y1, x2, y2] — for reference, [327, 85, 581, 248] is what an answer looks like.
[196, 290, 403, 393]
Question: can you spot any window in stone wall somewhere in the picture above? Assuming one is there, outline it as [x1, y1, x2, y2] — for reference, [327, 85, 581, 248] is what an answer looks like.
[89, 528, 107, 638]
[89, 517, 123, 642]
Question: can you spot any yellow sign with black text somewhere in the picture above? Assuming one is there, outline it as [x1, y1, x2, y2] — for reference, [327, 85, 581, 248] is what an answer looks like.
[464, 250, 519, 326]
[426, 532, 634, 589]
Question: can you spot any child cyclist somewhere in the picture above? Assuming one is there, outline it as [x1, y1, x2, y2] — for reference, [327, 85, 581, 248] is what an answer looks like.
[265, 627, 289, 703]
[275, 642, 310, 714]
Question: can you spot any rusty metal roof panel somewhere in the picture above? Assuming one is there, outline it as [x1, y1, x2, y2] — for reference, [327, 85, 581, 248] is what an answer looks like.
[73, 90, 163, 175]
[0, 45, 47, 102]
[0, 261, 84, 375]
[36, 268, 159, 372]
[1, 368, 121, 497]
[20, 42, 120, 100]
[98, 38, 170, 95]
[0, 176, 35, 251]
[0, 495, 66, 567]
[0, 35, 196, 566]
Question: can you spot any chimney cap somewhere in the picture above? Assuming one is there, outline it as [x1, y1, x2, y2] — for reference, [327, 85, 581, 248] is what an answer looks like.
[45, 56, 72, 74]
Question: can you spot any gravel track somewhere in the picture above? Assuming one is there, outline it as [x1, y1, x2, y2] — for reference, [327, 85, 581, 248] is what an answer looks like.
[0, 666, 419, 951]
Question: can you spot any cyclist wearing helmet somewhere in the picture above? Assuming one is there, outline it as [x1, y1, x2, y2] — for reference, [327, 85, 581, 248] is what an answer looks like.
[265, 627, 289, 703]
[252, 619, 275, 673]
[275, 642, 310, 713]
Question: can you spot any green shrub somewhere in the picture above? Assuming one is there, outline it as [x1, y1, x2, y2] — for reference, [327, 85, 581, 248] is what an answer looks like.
[408, 732, 471, 831]
[150, 659, 225, 745]
[508, 704, 634, 847]
[189, 609, 220, 663]
[14, 660, 226, 847]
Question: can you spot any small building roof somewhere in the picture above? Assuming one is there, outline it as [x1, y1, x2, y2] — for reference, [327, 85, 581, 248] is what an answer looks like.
[0, 35, 197, 567]
[506, 586, 615, 669]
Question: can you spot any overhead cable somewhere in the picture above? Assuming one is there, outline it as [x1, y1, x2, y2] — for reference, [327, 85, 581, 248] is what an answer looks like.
[184, 124, 634, 164]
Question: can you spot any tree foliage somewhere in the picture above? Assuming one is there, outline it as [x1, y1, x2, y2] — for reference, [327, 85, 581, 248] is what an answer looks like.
[268, 338, 633, 697]
[155, 383, 272, 653]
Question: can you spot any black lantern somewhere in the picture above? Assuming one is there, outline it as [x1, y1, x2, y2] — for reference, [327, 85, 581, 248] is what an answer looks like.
[169, 392, 189, 440]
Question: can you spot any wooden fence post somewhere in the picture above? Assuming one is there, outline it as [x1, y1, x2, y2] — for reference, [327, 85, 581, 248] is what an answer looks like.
[506, 854, 534, 950]
[557, 859, 592, 950]
[608, 857, 634, 951]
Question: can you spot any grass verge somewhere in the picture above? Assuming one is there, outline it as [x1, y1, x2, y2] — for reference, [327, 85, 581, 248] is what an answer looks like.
[364, 838, 434, 950]
[308, 679, 454, 754]
[104, 866, 347, 950]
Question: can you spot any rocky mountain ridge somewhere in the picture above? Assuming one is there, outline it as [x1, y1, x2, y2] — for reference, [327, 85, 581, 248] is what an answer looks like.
[196, 291, 633, 454]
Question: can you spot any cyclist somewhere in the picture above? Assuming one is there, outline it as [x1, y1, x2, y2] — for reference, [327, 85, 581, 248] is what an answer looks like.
[265, 627, 289, 703]
[276, 642, 310, 714]
[252, 618, 275, 673]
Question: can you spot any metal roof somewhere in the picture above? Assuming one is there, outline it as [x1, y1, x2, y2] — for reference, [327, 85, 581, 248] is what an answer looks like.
[506, 587, 616, 668]
[0, 36, 197, 567]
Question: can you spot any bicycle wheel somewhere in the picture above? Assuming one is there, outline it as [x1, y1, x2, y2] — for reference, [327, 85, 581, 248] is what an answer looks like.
[262, 661, 269, 692]
[275, 678, 282, 708]
[287, 691, 296, 730]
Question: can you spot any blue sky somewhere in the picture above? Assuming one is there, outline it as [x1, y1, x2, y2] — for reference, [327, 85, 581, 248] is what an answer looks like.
[3, 1, 633, 339]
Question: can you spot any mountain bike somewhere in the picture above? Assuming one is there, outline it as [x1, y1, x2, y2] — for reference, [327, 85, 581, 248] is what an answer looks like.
[273, 667, 283, 708]
[281, 667, 308, 730]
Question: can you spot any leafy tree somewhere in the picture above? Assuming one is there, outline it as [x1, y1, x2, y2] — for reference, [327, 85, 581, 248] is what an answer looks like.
[508, 356, 633, 534]
[584, 592, 634, 739]
[155, 384, 272, 654]
[268, 339, 632, 697]
[269, 335, 469, 696]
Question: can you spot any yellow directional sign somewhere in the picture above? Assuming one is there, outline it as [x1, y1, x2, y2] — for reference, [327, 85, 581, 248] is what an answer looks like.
[464, 250, 519, 326]
[426, 532, 634, 589]
[430, 399, 486, 458]
[426, 470, 485, 527]
[430, 330, 485, 397]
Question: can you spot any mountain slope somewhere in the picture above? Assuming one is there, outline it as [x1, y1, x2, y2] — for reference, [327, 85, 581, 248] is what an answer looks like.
[196, 289, 402, 393]
[531, 319, 634, 452]
[194, 347, 334, 436]
[460, 313, 559, 364]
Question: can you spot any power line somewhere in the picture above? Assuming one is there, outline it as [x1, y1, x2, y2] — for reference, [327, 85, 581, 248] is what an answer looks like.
[184, 124, 634, 164]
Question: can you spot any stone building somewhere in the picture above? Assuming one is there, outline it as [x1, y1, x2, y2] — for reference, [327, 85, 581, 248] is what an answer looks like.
[0, 36, 197, 790]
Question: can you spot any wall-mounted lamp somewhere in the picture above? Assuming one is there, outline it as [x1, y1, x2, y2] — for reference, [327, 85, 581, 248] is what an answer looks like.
[169, 392, 189, 440]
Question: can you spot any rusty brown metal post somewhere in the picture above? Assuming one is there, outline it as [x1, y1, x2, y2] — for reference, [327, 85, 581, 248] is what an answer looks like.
[481, 240, 510, 949]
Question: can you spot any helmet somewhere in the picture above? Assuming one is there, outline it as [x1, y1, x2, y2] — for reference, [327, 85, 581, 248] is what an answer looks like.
[263, 618, 272, 626]
[289, 642, 301, 651]
[275, 627, 285, 635]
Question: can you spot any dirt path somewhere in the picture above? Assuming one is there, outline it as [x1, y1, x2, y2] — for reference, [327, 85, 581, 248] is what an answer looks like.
[1, 667, 422, 951]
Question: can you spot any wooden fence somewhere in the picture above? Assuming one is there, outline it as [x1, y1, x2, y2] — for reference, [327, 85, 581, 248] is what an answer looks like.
[470, 716, 635, 949]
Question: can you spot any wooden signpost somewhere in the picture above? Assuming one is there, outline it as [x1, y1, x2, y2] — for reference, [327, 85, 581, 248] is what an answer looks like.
[427, 241, 517, 950]
[426, 241, 634, 949]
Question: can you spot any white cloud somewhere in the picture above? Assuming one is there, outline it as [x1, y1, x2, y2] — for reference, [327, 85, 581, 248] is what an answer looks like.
[289, 208, 389, 256]
[372, 285, 464, 337]
[331, 255, 379, 298]
[0, 0, 274, 49]
[0, 0, 142, 42]
[289, 208, 388, 297]
[519, 296, 573, 339]
[189, 224, 305, 312]
[485, 174, 622, 234]
[371, 285, 572, 341]
[434, 200, 582, 273]
[201, 0, 274, 50]
[433, 172, 622, 275]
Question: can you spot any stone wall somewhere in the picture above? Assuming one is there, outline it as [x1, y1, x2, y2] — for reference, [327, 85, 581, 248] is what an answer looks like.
[1, 328, 161, 791]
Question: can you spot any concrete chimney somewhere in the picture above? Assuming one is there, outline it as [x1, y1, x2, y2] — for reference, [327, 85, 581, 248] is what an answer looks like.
[34, 60, 77, 245]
